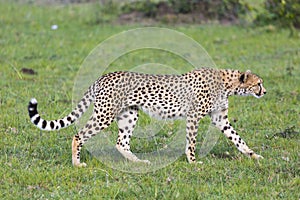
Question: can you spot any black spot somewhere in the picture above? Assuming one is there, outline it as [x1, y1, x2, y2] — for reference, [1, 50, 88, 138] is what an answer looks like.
[59, 120, 65, 127]
[50, 121, 55, 129]
[33, 116, 40, 125]
[83, 135, 89, 140]
[67, 117, 72, 121]
[42, 120, 47, 129]
[229, 136, 232, 140]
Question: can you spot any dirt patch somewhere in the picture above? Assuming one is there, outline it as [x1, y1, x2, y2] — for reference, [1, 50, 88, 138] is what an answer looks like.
[117, 1, 241, 25]
[117, 11, 239, 25]
[21, 68, 37, 75]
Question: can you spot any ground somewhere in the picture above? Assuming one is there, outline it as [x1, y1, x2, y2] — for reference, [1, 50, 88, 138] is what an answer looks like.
[0, 2, 299, 199]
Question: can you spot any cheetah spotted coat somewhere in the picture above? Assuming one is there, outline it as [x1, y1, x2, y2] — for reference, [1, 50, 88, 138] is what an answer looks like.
[28, 68, 266, 167]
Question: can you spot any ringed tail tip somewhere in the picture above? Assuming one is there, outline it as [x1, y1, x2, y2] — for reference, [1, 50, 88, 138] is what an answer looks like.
[30, 98, 38, 105]
[28, 98, 38, 118]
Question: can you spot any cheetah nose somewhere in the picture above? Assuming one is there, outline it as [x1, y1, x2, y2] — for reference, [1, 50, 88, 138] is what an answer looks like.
[263, 91, 267, 94]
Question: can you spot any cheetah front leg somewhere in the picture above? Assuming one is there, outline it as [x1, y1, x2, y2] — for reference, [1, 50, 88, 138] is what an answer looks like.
[116, 107, 150, 164]
[210, 109, 263, 159]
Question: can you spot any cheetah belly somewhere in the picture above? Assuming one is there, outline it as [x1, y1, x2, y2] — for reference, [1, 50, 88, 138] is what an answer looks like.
[140, 102, 189, 120]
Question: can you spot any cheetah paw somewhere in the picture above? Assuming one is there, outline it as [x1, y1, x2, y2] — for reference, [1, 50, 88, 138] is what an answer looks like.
[252, 153, 264, 160]
[139, 159, 151, 164]
[74, 162, 87, 167]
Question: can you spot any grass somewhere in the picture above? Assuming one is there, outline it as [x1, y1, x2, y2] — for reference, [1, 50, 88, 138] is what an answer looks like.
[0, 1, 299, 199]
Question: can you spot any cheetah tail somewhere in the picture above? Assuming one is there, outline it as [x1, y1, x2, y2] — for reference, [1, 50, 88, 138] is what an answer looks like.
[28, 91, 93, 131]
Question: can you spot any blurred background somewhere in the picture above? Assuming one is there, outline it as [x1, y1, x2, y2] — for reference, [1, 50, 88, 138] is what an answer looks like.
[31, 0, 300, 36]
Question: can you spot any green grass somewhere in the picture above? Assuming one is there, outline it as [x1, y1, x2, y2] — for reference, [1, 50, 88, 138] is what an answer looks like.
[1, 2, 299, 199]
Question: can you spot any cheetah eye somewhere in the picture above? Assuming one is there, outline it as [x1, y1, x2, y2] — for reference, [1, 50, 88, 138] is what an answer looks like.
[257, 83, 261, 86]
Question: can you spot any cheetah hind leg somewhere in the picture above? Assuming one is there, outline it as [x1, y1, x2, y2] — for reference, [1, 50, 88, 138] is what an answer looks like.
[116, 108, 150, 164]
[72, 113, 114, 167]
[72, 134, 87, 167]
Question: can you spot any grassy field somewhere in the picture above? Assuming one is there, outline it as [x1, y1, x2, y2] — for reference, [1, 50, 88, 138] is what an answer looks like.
[1, 2, 299, 199]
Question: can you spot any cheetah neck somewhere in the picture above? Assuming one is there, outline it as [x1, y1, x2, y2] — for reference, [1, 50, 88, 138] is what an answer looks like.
[219, 69, 243, 96]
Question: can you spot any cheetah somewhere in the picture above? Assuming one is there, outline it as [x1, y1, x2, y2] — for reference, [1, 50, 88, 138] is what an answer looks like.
[28, 68, 266, 167]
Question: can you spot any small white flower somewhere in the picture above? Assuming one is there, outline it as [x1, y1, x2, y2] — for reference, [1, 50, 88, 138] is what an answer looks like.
[51, 24, 58, 30]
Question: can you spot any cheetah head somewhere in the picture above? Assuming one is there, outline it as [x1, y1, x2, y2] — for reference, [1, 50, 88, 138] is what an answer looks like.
[236, 70, 267, 98]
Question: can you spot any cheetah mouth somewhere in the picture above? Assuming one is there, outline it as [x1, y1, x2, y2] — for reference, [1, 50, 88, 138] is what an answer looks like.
[254, 92, 264, 98]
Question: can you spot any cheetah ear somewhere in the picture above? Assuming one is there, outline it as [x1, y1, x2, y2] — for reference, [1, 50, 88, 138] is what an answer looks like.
[239, 70, 251, 83]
